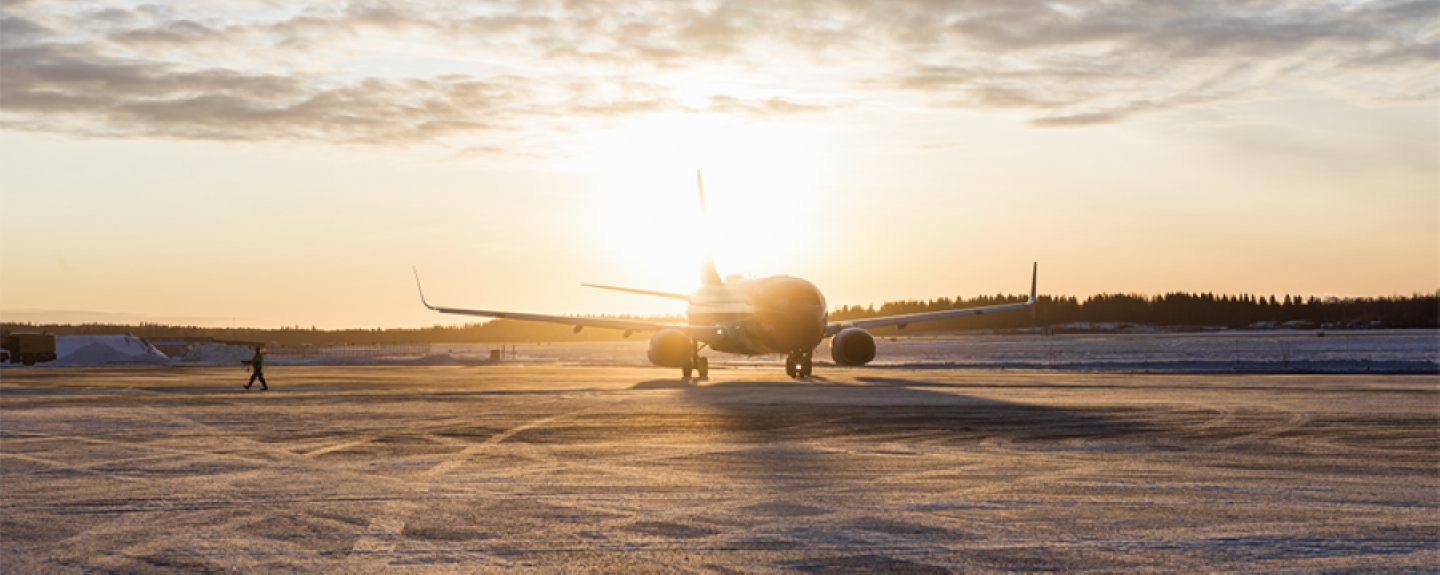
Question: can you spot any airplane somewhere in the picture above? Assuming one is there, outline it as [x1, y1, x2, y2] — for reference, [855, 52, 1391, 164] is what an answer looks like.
[415, 172, 1037, 379]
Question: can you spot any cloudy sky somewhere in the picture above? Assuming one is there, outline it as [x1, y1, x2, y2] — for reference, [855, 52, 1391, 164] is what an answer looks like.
[1, 0, 1436, 328]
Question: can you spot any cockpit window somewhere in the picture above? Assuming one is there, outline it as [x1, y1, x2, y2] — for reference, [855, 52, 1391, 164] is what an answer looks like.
[767, 279, 823, 308]
[774, 292, 820, 306]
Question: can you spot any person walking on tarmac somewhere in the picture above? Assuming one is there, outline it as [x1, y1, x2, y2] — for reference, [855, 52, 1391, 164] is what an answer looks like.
[243, 346, 268, 390]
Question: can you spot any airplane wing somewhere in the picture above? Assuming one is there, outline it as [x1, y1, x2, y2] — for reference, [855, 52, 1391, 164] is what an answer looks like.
[826, 263, 1037, 336]
[414, 268, 723, 342]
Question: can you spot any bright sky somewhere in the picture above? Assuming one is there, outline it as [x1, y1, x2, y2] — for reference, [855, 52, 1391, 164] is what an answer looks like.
[1, 0, 1436, 329]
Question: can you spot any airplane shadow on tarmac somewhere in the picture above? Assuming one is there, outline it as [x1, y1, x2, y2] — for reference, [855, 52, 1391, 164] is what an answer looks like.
[615, 374, 1154, 569]
[628, 375, 1151, 446]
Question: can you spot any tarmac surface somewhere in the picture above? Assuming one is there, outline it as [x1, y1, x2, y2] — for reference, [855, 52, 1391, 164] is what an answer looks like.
[2, 366, 1436, 571]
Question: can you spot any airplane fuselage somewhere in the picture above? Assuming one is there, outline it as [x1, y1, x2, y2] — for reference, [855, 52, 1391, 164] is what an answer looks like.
[688, 276, 828, 355]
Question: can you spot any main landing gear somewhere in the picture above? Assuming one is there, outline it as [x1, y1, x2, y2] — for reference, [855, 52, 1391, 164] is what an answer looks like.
[683, 341, 709, 379]
[785, 349, 813, 379]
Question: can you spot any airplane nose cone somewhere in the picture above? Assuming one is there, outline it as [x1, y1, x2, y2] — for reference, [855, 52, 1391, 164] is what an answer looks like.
[757, 278, 827, 351]
[753, 308, 824, 353]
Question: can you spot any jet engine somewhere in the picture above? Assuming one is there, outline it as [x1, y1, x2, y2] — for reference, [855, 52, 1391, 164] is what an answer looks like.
[647, 329, 692, 367]
[830, 327, 876, 366]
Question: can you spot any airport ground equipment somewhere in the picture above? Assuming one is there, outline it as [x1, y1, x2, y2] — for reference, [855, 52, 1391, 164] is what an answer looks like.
[3, 333, 57, 366]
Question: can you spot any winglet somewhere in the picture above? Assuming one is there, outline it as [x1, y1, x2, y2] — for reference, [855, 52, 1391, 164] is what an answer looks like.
[412, 265, 437, 310]
[1028, 262, 1038, 306]
[701, 254, 724, 286]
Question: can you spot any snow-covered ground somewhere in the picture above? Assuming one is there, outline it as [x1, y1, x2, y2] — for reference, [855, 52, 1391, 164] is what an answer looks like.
[2, 368, 1435, 571]
[854, 330, 1438, 373]
[10, 331, 1434, 373]
[254, 330, 1438, 373]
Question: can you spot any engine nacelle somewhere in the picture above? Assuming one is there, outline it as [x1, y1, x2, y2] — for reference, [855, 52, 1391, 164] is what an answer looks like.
[647, 329, 692, 367]
[830, 327, 876, 366]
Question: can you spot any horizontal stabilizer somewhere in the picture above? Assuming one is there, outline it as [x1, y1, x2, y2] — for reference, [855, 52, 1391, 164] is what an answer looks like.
[581, 283, 691, 302]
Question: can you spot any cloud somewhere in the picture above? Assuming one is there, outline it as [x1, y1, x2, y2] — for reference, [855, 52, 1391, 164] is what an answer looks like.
[0, 43, 498, 145]
[108, 20, 220, 47]
[703, 95, 831, 117]
[1028, 112, 1122, 128]
[0, 0, 1433, 149]
[0, 13, 48, 47]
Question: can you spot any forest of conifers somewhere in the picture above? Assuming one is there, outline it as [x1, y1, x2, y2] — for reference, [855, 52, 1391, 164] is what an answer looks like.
[3, 292, 1434, 347]
[831, 292, 1438, 332]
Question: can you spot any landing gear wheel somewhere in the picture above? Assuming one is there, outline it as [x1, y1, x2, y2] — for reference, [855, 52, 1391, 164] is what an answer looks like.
[683, 339, 699, 379]
[697, 357, 709, 378]
[785, 353, 799, 378]
[799, 354, 813, 377]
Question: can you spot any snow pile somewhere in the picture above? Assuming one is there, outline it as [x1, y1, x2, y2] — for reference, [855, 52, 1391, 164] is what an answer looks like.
[56, 335, 168, 360]
[50, 335, 171, 366]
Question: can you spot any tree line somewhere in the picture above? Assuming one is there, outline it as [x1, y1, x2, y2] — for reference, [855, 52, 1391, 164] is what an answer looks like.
[0, 314, 685, 347]
[832, 291, 1438, 333]
[3, 291, 1434, 346]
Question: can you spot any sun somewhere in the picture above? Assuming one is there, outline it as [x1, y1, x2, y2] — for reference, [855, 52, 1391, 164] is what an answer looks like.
[580, 113, 828, 289]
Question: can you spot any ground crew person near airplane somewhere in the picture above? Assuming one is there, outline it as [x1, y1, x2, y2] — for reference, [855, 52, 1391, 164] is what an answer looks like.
[243, 346, 269, 391]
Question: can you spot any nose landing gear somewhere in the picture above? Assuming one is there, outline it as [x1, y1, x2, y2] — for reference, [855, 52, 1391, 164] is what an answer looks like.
[785, 349, 813, 378]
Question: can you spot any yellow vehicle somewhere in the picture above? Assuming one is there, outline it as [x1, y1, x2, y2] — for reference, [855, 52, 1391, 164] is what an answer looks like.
[3, 333, 58, 366]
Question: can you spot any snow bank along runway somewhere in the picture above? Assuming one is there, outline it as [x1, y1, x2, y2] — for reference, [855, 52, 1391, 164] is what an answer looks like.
[2, 367, 1435, 571]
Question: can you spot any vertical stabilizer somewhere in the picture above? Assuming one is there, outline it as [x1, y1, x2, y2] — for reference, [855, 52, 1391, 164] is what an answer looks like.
[702, 254, 723, 286]
[698, 171, 723, 286]
[696, 170, 707, 212]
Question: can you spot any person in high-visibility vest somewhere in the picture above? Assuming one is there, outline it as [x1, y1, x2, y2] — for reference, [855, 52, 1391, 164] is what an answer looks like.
[243, 346, 269, 391]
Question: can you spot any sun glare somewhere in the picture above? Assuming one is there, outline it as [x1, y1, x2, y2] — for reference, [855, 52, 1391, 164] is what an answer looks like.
[579, 114, 828, 288]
